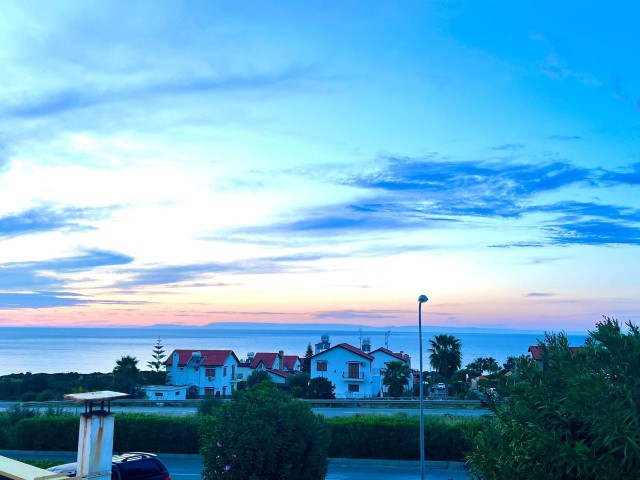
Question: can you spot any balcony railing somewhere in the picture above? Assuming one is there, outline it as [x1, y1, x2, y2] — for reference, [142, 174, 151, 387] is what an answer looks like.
[342, 372, 365, 381]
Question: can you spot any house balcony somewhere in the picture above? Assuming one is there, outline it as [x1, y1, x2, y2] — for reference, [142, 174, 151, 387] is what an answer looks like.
[342, 372, 365, 381]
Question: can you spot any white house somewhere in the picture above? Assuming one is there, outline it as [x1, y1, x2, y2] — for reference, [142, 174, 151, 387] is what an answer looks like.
[236, 351, 302, 385]
[141, 384, 188, 400]
[165, 349, 240, 397]
[310, 343, 375, 398]
[370, 347, 412, 397]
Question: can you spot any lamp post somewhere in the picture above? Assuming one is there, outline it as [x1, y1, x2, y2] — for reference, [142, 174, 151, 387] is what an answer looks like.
[418, 294, 428, 480]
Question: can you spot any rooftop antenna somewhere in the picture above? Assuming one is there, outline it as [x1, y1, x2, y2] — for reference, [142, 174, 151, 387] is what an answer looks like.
[359, 328, 363, 349]
[384, 330, 390, 349]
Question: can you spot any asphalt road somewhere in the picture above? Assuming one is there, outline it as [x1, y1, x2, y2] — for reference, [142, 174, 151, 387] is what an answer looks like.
[0, 452, 470, 480]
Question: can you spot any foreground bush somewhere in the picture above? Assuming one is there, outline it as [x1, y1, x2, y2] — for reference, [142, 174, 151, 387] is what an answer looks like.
[200, 385, 329, 480]
[327, 414, 481, 461]
[468, 318, 640, 479]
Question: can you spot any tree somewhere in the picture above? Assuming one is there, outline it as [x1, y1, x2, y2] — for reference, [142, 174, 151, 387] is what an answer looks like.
[147, 337, 166, 372]
[286, 372, 310, 398]
[306, 377, 335, 399]
[112, 355, 139, 395]
[468, 317, 640, 479]
[301, 343, 313, 374]
[382, 361, 412, 397]
[246, 370, 272, 389]
[201, 387, 329, 480]
[428, 334, 462, 382]
[484, 356, 499, 375]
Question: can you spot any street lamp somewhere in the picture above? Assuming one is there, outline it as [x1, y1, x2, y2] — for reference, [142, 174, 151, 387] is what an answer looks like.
[418, 294, 428, 480]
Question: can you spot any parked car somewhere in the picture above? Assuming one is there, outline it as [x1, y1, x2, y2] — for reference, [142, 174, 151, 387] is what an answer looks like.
[48, 452, 170, 480]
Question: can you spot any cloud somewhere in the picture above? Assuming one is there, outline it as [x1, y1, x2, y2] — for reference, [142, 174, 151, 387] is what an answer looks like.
[0, 205, 111, 239]
[491, 143, 525, 151]
[0, 292, 146, 309]
[115, 253, 324, 288]
[545, 220, 640, 246]
[313, 309, 409, 320]
[6, 67, 318, 119]
[548, 135, 582, 141]
[0, 249, 134, 290]
[601, 161, 640, 185]
[344, 157, 592, 197]
[525, 292, 555, 298]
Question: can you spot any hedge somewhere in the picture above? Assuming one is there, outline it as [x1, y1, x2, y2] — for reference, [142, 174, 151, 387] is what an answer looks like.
[1, 412, 481, 461]
[326, 414, 481, 461]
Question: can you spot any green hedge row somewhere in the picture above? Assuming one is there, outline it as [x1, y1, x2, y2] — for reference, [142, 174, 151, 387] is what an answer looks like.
[326, 414, 481, 462]
[3, 414, 199, 454]
[0, 412, 480, 461]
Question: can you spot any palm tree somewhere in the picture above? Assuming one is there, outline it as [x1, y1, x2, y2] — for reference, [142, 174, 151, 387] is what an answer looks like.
[428, 334, 462, 382]
[113, 355, 140, 394]
[485, 357, 499, 375]
[382, 361, 412, 397]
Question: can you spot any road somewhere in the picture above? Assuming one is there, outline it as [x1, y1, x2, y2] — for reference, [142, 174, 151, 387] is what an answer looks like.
[0, 401, 490, 417]
[1, 452, 470, 480]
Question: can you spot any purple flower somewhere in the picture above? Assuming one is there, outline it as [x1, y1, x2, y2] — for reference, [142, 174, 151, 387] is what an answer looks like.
[224, 465, 231, 472]
[217, 441, 223, 448]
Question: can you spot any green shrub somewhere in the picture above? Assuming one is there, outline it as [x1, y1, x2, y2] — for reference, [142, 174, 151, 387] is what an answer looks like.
[201, 388, 329, 480]
[12, 416, 78, 450]
[114, 414, 199, 453]
[327, 413, 481, 461]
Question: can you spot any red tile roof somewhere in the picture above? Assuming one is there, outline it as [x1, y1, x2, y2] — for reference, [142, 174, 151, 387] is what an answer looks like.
[283, 355, 300, 371]
[166, 349, 236, 367]
[528, 345, 582, 360]
[528, 346, 543, 360]
[370, 347, 408, 363]
[251, 353, 278, 369]
[312, 343, 374, 361]
[250, 352, 301, 371]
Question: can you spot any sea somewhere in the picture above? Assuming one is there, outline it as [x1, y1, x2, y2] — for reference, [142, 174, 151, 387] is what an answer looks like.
[0, 326, 589, 376]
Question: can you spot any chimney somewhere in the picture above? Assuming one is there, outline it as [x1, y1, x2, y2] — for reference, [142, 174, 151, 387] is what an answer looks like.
[278, 350, 284, 370]
[65, 391, 129, 480]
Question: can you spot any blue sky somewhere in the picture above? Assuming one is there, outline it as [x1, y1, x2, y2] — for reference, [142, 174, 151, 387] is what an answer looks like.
[0, 1, 639, 331]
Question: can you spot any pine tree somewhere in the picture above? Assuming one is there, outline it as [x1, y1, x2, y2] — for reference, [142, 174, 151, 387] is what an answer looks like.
[301, 343, 313, 373]
[148, 337, 166, 372]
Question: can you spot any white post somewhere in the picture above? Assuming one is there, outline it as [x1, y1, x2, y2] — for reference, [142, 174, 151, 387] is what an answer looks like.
[76, 412, 114, 480]
[418, 294, 429, 480]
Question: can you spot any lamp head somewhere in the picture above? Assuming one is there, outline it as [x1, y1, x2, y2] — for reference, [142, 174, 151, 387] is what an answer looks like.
[418, 294, 428, 303]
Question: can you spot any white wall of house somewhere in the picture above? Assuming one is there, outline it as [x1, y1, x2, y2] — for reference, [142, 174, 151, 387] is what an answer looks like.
[310, 345, 374, 398]
[371, 350, 411, 396]
[142, 385, 187, 400]
[167, 352, 239, 396]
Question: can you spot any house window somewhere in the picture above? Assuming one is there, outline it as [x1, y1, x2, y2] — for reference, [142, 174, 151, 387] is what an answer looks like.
[348, 384, 360, 392]
[223, 366, 228, 377]
[204, 387, 215, 397]
[348, 362, 360, 379]
[316, 361, 328, 372]
[154, 392, 163, 397]
[175, 391, 180, 396]
[231, 365, 236, 379]
[222, 386, 227, 396]
[205, 368, 216, 377]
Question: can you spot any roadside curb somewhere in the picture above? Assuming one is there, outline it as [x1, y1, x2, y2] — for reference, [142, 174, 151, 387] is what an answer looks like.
[0, 450, 467, 470]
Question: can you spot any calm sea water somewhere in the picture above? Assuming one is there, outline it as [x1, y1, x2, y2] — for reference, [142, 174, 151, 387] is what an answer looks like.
[0, 327, 588, 376]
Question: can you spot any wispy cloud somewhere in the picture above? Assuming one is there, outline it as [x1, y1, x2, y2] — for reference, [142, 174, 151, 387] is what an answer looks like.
[0, 205, 111, 239]
[5, 67, 319, 120]
[546, 220, 640, 246]
[115, 253, 324, 288]
[0, 249, 134, 290]
[313, 309, 409, 320]
[0, 292, 146, 309]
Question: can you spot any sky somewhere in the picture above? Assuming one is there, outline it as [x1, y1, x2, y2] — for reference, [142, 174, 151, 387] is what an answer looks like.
[0, 1, 639, 332]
